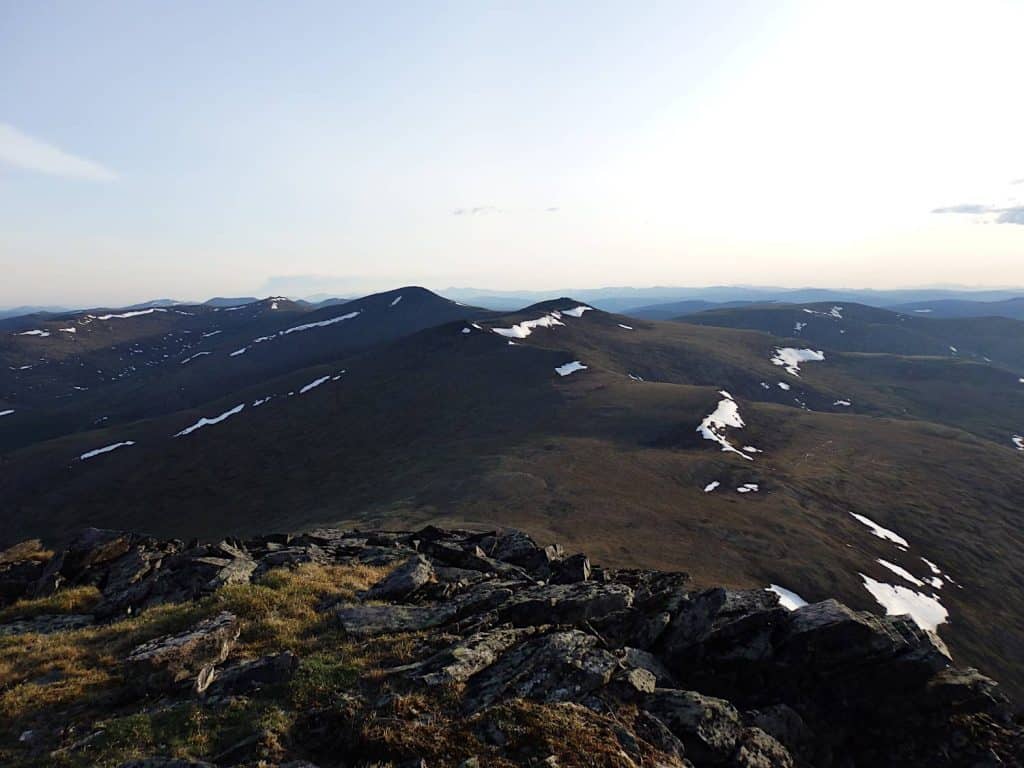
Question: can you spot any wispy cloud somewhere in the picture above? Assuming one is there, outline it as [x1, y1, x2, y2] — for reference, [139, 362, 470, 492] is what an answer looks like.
[453, 206, 501, 216]
[0, 123, 117, 181]
[933, 203, 1024, 226]
[452, 205, 561, 216]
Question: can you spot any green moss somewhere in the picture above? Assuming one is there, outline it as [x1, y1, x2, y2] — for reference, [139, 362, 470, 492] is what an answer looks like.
[289, 653, 360, 709]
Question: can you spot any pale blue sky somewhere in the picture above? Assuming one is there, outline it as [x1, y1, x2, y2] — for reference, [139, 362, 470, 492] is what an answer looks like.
[2, 1, 1022, 306]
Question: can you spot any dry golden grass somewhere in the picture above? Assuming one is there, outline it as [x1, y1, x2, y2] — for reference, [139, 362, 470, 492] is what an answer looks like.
[0, 539, 52, 565]
[0, 585, 101, 623]
[0, 562, 386, 736]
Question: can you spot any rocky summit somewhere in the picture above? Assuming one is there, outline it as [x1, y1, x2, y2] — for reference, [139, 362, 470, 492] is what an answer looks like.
[0, 526, 1021, 768]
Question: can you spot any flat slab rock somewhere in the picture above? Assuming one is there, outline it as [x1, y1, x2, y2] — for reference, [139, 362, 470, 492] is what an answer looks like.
[364, 553, 435, 601]
[336, 603, 457, 638]
[126, 611, 240, 692]
[0, 613, 93, 636]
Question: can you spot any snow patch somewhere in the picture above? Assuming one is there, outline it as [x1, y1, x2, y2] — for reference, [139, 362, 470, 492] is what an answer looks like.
[1012, 435, 1024, 451]
[562, 305, 592, 318]
[737, 483, 759, 493]
[697, 391, 752, 461]
[492, 313, 564, 339]
[180, 352, 211, 364]
[618, 323, 633, 330]
[96, 308, 167, 320]
[777, 382, 791, 391]
[201, 330, 222, 338]
[703, 481, 720, 493]
[229, 347, 248, 357]
[793, 322, 807, 333]
[299, 375, 331, 394]
[877, 559, 925, 588]
[771, 347, 825, 377]
[80, 441, 135, 461]
[18, 330, 50, 337]
[860, 573, 948, 632]
[390, 295, 403, 306]
[59, 327, 76, 334]
[252, 311, 361, 345]
[174, 404, 245, 437]
[850, 512, 909, 548]
[834, 400, 852, 406]
[0, 409, 14, 417]
[767, 584, 808, 611]
[555, 361, 587, 377]
[461, 327, 472, 334]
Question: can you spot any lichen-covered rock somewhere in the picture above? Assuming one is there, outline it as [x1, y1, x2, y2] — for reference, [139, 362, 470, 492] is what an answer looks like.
[646, 688, 744, 764]
[462, 630, 621, 713]
[125, 611, 240, 692]
[416, 627, 540, 686]
[336, 603, 456, 638]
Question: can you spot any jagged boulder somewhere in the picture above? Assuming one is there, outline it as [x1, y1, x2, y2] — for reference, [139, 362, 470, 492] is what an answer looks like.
[497, 582, 635, 627]
[415, 627, 541, 686]
[364, 554, 435, 601]
[125, 611, 240, 692]
[208, 650, 299, 696]
[462, 630, 621, 712]
[0, 539, 50, 604]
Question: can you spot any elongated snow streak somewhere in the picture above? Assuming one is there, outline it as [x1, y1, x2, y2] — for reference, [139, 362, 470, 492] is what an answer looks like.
[201, 330, 222, 338]
[696, 390, 752, 460]
[251, 310, 361, 345]
[390, 295, 402, 306]
[80, 441, 135, 460]
[0, 409, 14, 417]
[555, 361, 587, 377]
[174, 404, 245, 437]
[180, 352, 211, 364]
[492, 313, 564, 339]
[877, 559, 925, 587]
[849, 512, 909, 548]
[859, 573, 947, 632]
[96, 308, 167, 320]
[299, 375, 331, 394]
[703, 481, 720, 493]
[18, 329, 49, 337]
[771, 347, 825, 376]
[59, 327, 77, 333]
[1013, 435, 1024, 451]
[618, 323, 633, 330]
[767, 584, 808, 611]
[561, 305, 592, 318]
[230, 347, 248, 356]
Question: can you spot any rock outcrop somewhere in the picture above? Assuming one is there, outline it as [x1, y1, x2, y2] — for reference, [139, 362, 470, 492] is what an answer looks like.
[0, 527, 1021, 767]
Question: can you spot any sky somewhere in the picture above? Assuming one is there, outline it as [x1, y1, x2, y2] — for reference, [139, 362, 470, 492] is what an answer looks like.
[1, 0, 1023, 306]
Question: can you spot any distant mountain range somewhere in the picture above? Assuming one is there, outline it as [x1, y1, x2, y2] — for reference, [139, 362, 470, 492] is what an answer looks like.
[440, 286, 1024, 314]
